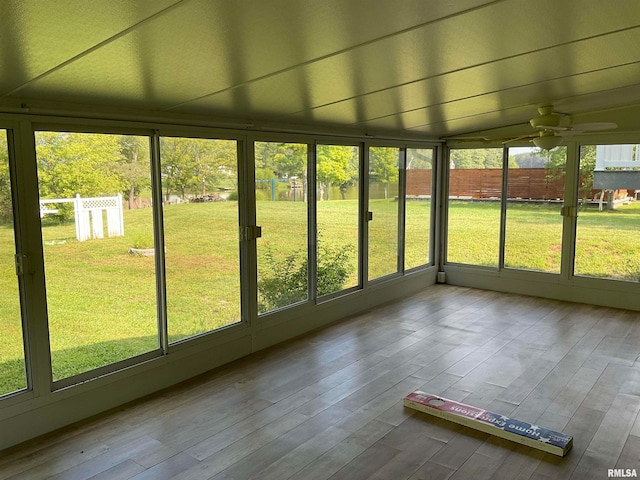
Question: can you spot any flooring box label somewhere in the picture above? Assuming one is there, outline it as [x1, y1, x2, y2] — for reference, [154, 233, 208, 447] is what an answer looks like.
[403, 391, 573, 456]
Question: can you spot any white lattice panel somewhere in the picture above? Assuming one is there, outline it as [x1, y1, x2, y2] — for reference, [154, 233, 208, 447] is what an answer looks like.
[81, 198, 119, 210]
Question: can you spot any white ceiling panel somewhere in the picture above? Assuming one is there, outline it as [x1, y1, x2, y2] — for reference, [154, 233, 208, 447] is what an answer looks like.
[172, 0, 640, 131]
[8, 0, 495, 108]
[277, 28, 640, 127]
[0, 0, 181, 95]
[2, 0, 640, 138]
[361, 66, 640, 135]
[427, 84, 640, 137]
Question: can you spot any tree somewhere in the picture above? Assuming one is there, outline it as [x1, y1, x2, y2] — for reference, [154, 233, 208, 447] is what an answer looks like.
[543, 145, 595, 201]
[160, 137, 197, 201]
[36, 132, 127, 199]
[511, 150, 548, 168]
[0, 131, 12, 223]
[316, 145, 358, 200]
[194, 139, 237, 194]
[255, 142, 306, 179]
[542, 146, 565, 174]
[117, 135, 150, 209]
[255, 142, 307, 201]
[450, 148, 518, 169]
[369, 147, 399, 199]
[160, 138, 238, 201]
[407, 149, 432, 170]
[577, 145, 596, 200]
[450, 148, 500, 169]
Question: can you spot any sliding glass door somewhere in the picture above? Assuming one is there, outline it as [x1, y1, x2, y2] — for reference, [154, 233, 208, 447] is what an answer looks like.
[36, 131, 159, 382]
[0, 128, 28, 396]
[255, 141, 309, 314]
[504, 147, 566, 273]
[447, 148, 503, 266]
[575, 144, 640, 280]
[160, 136, 241, 342]
[405, 148, 433, 270]
[368, 146, 400, 280]
[316, 144, 360, 296]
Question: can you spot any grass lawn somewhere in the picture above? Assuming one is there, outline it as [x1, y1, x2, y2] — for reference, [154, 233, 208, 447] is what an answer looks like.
[448, 200, 640, 278]
[1, 199, 639, 394]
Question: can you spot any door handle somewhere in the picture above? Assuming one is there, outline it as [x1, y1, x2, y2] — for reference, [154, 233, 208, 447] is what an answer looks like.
[240, 225, 262, 241]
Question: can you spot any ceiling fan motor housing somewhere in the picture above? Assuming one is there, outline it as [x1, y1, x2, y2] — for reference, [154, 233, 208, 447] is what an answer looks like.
[530, 106, 562, 129]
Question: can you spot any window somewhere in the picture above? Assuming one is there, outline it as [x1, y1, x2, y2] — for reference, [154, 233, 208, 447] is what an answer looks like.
[316, 144, 360, 296]
[504, 147, 566, 273]
[447, 148, 503, 266]
[36, 132, 158, 382]
[575, 144, 640, 281]
[255, 141, 308, 313]
[405, 148, 433, 269]
[0, 129, 27, 396]
[368, 146, 400, 280]
[160, 137, 241, 342]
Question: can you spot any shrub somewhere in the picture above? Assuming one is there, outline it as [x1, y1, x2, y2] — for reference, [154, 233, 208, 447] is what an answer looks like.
[316, 241, 353, 297]
[258, 240, 353, 312]
[131, 233, 154, 249]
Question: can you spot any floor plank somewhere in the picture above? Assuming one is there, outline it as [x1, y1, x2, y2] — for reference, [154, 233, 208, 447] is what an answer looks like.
[2, 285, 640, 480]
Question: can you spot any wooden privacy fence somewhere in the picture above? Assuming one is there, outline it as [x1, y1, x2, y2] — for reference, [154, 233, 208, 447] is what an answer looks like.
[406, 168, 569, 200]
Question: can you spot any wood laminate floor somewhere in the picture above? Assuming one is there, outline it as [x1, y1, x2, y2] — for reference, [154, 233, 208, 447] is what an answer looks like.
[2, 285, 640, 479]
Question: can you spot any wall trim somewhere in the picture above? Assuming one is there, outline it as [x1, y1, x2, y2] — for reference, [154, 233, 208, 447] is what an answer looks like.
[445, 265, 640, 311]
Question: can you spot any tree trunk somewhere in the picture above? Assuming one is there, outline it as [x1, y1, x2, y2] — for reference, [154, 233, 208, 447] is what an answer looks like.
[302, 168, 307, 203]
[128, 184, 135, 209]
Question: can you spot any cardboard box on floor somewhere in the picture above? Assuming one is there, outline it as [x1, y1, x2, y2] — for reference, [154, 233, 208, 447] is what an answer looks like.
[404, 391, 573, 457]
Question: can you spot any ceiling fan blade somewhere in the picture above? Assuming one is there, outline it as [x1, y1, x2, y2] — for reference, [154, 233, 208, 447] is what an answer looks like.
[535, 125, 567, 132]
[568, 122, 617, 132]
[556, 121, 619, 136]
[444, 136, 491, 141]
[556, 130, 581, 136]
[502, 134, 536, 145]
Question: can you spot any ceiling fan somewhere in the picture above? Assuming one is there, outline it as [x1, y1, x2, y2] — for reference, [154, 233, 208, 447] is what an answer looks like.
[505, 105, 617, 149]
[446, 106, 618, 149]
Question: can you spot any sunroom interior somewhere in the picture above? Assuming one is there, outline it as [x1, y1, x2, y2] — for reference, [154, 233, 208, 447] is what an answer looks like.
[2, 0, 640, 469]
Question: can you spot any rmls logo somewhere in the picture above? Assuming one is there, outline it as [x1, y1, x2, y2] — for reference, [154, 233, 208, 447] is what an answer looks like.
[608, 469, 638, 478]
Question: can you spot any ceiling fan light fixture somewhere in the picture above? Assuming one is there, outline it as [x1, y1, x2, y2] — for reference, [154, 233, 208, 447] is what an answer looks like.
[532, 134, 563, 150]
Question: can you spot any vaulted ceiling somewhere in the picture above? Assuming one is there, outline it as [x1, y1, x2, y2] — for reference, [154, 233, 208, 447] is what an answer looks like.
[2, 0, 640, 139]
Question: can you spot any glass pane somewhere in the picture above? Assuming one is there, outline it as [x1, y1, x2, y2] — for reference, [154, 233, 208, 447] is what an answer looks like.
[316, 145, 359, 296]
[0, 129, 27, 396]
[504, 146, 566, 273]
[160, 137, 240, 343]
[36, 132, 158, 381]
[255, 142, 308, 314]
[447, 148, 503, 266]
[575, 144, 640, 281]
[368, 147, 400, 280]
[405, 148, 433, 269]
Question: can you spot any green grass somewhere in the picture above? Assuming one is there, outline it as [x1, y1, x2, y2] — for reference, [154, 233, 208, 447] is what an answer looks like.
[2, 199, 640, 394]
[575, 202, 640, 280]
[448, 202, 501, 266]
[448, 200, 640, 278]
[505, 203, 564, 272]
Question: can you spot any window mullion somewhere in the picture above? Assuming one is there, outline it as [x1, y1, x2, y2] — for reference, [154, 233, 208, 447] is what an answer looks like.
[150, 132, 168, 354]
